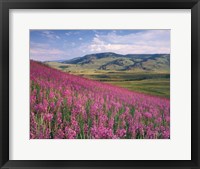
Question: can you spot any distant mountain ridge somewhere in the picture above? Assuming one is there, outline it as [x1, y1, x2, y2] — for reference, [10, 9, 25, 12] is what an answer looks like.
[61, 52, 170, 71]
[47, 52, 170, 71]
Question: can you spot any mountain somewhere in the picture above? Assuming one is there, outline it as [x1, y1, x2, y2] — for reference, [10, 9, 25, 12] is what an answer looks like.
[60, 52, 170, 71]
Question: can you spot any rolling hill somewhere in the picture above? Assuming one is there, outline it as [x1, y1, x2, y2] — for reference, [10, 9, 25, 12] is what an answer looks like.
[58, 52, 170, 71]
[44, 52, 170, 98]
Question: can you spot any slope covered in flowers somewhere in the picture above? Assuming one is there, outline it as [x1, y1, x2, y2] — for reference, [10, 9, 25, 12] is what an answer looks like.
[30, 61, 170, 139]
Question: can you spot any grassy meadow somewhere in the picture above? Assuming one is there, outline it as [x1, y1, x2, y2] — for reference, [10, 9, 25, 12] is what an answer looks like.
[45, 61, 170, 98]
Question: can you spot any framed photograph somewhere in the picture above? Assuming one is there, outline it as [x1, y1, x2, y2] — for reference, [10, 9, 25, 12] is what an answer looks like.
[0, 0, 200, 168]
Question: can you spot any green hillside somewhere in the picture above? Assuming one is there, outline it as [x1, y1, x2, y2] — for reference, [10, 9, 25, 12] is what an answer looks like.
[44, 52, 170, 98]
[56, 52, 170, 72]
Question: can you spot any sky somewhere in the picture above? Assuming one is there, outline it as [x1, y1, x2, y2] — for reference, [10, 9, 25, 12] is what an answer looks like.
[30, 30, 170, 61]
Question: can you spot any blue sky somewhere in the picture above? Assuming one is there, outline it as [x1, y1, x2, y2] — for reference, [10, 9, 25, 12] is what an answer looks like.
[30, 30, 170, 61]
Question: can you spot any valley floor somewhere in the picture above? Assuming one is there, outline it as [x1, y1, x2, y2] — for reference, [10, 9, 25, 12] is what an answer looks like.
[45, 62, 170, 98]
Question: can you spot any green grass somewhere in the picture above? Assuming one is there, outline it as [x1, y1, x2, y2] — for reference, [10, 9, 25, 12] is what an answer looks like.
[82, 72, 170, 98]
[107, 78, 170, 98]
[45, 62, 170, 98]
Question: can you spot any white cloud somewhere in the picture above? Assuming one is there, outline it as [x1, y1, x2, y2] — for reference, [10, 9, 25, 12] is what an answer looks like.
[88, 42, 170, 54]
[86, 30, 170, 54]
[30, 55, 66, 61]
[30, 42, 49, 48]
[30, 48, 65, 55]
[30, 46, 69, 61]
[65, 32, 72, 36]
[71, 42, 76, 46]
[42, 31, 60, 40]
[99, 30, 170, 45]
[65, 31, 79, 36]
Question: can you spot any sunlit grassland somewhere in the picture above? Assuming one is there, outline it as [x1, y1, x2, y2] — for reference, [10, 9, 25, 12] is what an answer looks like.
[107, 79, 170, 98]
[45, 62, 170, 98]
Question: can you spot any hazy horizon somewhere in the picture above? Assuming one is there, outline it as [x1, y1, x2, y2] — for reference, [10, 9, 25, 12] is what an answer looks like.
[31, 52, 170, 62]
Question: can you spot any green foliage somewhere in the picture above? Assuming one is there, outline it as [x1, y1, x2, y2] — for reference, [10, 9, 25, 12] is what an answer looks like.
[130, 107, 135, 117]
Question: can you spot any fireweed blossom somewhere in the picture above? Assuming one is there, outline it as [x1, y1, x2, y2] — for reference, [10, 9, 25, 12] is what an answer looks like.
[30, 61, 170, 139]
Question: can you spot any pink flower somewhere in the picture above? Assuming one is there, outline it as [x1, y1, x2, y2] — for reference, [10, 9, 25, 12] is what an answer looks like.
[116, 129, 126, 138]
[43, 113, 53, 122]
[49, 91, 55, 99]
[30, 61, 170, 139]
[65, 127, 76, 139]
[55, 129, 65, 139]
[144, 112, 152, 119]
[57, 112, 62, 125]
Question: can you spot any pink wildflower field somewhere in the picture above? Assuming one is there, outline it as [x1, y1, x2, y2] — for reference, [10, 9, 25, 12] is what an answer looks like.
[30, 61, 170, 139]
